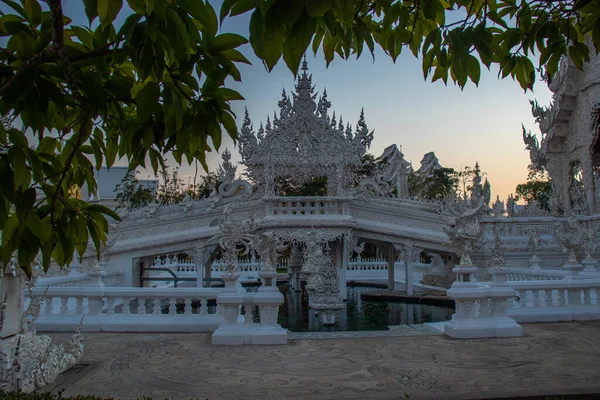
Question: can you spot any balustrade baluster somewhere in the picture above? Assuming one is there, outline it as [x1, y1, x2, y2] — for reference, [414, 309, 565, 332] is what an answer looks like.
[153, 298, 161, 315]
[138, 298, 147, 315]
[122, 297, 131, 314]
[556, 289, 566, 306]
[567, 288, 582, 306]
[184, 298, 192, 315]
[60, 296, 69, 315]
[106, 297, 115, 315]
[75, 297, 84, 314]
[583, 288, 593, 305]
[525, 290, 534, 307]
[88, 297, 101, 315]
[539, 289, 548, 307]
[201, 298, 210, 315]
[44, 297, 54, 315]
[168, 298, 177, 315]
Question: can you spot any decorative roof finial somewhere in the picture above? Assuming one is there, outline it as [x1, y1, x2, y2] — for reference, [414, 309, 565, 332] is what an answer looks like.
[301, 54, 308, 74]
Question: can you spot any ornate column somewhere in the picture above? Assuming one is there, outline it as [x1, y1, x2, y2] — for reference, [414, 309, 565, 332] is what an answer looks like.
[396, 241, 421, 296]
[190, 243, 207, 288]
[288, 243, 303, 292]
[335, 239, 347, 301]
[581, 153, 595, 215]
[386, 245, 396, 291]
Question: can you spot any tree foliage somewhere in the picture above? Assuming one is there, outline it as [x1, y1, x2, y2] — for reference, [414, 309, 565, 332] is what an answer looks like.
[223, 0, 600, 91]
[0, 0, 248, 275]
[2, 0, 600, 277]
[114, 170, 156, 211]
[515, 164, 552, 211]
[408, 167, 456, 200]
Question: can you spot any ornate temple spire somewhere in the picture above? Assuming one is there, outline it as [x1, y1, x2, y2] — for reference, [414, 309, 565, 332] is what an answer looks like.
[294, 56, 316, 108]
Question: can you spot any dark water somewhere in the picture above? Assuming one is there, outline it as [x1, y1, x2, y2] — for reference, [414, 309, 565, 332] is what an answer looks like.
[277, 284, 454, 332]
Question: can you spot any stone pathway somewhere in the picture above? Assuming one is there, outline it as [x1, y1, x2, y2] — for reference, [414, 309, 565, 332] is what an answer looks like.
[45, 321, 600, 400]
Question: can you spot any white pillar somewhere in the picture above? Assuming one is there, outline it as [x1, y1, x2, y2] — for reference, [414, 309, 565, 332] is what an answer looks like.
[337, 240, 347, 300]
[405, 258, 414, 296]
[387, 246, 395, 290]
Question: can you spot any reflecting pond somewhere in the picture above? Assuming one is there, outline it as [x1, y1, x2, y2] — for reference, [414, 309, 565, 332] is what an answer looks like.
[276, 283, 454, 332]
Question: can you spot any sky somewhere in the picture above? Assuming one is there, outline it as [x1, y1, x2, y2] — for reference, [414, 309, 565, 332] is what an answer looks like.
[61, 2, 553, 202]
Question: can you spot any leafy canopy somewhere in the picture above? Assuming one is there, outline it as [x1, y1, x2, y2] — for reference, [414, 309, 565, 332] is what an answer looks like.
[1, 0, 600, 277]
[0, 0, 248, 276]
[223, 0, 600, 91]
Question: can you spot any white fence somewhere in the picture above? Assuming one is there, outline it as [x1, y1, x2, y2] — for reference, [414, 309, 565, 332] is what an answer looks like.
[508, 279, 600, 322]
[31, 286, 222, 332]
[35, 271, 123, 288]
[505, 268, 565, 282]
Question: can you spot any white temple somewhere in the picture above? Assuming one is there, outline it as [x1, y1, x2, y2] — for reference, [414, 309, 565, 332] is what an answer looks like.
[5, 49, 600, 390]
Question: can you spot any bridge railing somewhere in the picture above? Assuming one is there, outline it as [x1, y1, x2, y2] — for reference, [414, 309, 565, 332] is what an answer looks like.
[35, 270, 123, 288]
[507, 279, 600, 322]
[263, 196, 352, 217]
[31, 286, 223, 332]
[505, 268, 565, 282]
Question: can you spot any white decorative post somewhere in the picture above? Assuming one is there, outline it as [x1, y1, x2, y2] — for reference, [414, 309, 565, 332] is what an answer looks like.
[253, 232, 287, 344]
[212, 269, 245, 345]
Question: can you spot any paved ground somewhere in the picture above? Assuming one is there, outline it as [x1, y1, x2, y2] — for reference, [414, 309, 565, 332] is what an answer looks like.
[45, 321, 600, 400]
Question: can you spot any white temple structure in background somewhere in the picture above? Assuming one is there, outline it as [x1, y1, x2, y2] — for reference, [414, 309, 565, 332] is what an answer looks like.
[17, 51, 600, 351]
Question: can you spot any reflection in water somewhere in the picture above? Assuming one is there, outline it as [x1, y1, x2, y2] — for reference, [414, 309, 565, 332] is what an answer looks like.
[277, 284, 454, 332]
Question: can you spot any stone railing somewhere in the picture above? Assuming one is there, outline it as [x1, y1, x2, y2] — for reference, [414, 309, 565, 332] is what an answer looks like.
[505, 268, 565, 282]
[508, 279, 600, 323]
[34, 271, 123, 288]
[347, 257, 388, 280]
[263, 196, 351, 217]
[35, 273, 90, 288]
[31, 286, 222, 332]
[209, 259, 289, 278]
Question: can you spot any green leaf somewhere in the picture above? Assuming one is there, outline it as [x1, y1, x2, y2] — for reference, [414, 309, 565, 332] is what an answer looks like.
[26, 212, 51, 243]
[126, 0, 145, 14]
[213, 87, 244, 101]
[23, 0, 41, 27]
[283, 11, 317, 75]
[97, 0, 123, 26]
[466, 54, 481, 85]
[137, 81, 160, 121]
[83, 0, 98, 25]
[211, 33, 248, 52]
[249, 9, 264, 58]
[2, 214, 19, 245]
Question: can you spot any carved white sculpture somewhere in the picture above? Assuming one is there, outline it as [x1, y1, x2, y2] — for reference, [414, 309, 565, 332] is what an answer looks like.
[439, 195, 484, 268]
[524, 40, 600, 215]
[358, 144, 411, 198]
[210, 148, 253, 205]
[554, 216, 584, 264]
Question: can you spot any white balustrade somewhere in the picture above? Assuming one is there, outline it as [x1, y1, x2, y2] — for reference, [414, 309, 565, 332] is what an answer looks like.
[264, 196, 351, 217]
[35, 271, 123, 288]
[346, 257, 389, 280]
[507, 279, 600, 322]
[505, 268, 565, 282]
[30, 286, 223, 332]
